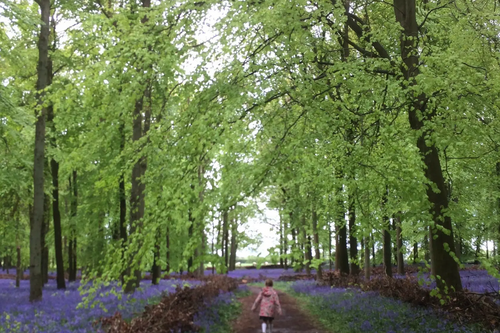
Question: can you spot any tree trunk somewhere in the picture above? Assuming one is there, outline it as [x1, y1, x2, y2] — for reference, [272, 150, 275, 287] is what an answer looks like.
[371, 233, 376, 267]
[291, 223, 297, 268]
[123, 0, 152, 293]
[279, 211, 284, 268]
[382, 187, 392, 277]
[364, 235, 370, 280]
[30, 0, 51, 302]
[283, 218, 288, 270]
[335, 184, 349, 275]
[187, 212, 194, 272]
[413, 242, 418, 264]
[16, 245, 21, 288]
[301, 214, 311, 275]
[336, 219, 349, 274]
[42, 194, 50, 285]
[223, 210, 229, 272]
[68, 171, 78, 282]
[395, 214, 404, 275]
[47, 93, 65, 290]
[312, 208, 322, 281]
[393, 0, 462, 291]
[328, 221, 333, 271]
[348, 200, 359, 275]
[151, 232, 161, 285]
[229, 219, 237, 271]
[429, 227, 436, 276]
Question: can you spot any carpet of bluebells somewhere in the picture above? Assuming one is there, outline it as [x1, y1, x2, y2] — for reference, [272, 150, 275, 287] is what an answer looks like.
[193, 285, 250, 333]
[0, 278, 198, 333]
[0, 266, 498, 332]
[288, 280, 486, 333]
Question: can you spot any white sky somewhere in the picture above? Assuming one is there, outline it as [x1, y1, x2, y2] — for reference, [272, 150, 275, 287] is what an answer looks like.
[238, 206, 280, 258]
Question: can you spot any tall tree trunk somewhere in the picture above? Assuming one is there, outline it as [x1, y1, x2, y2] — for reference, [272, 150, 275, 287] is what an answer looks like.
[301, 214, 311, 275]
[393, 0, 462, 291]
[364, 235, 370, 280]
[118, 122, 127, 245]
[382, 187, 392, 277]
[229, 219, 237, 271]
[187, 211, 194, 272]
[335, 182, 349, 275]
[68, 171, 78, 282]
[279, 211, 284, 268]
[371, 233, 376, 267]
[223, 210, 229, 271]
[291, 223, 297, 268]
[151, 232, 161, 285]
[124, 0, 152, 293]
[312, 208, 322, 281]
[16, 245, 21, 288]
[42, 194, 50, 285]
[30, 0, 51, 302]
[196, 163, 206, 277]
[348, 200, 359, 275]
[413, 242, 418, 264]
[395, 214, 404, 275]
[328, 221, 333, 271]
[47, 85, 65, 289]
[429, 227, 436, 275]
[283, 218, 288, 269]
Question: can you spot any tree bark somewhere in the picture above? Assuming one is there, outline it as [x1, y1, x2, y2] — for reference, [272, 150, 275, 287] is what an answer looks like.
[151, 232, 161, 285]
[335, 182, 349, 275]
[393, 0, 462, 291]
[30, 0, 51, 302]
[301, 214, 311, 275]
[47, 84, 65, 289]
[68, 171, 78, 282]
[229, 219, 237, 271]
[364, 235, 370, 279]
[223, 210, 229, 271]
[371, 233, 376, 267]
[348, 200, 359, 275]
[395, 214, 404, 275]
[382, 187, 392, 277]
[123, 0, 152, 293]
[16, 245, 21, 288]
[312, 208, 322, 281]
[328, 221, 333, 271]
[42, 194, 50, 285]
[279, 211, 284, 268]
[413, 242, 418, 264]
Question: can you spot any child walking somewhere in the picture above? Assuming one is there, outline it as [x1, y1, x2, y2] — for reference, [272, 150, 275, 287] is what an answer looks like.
[251, 279, 282, 333]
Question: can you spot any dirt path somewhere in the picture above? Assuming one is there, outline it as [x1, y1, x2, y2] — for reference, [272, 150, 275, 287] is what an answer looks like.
[233, 286, 327, 333]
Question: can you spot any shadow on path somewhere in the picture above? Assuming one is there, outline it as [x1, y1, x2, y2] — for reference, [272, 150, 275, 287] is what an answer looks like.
[233, 286, 328, 333]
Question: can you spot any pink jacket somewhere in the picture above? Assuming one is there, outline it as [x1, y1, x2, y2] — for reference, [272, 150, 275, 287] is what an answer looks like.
[251, 287, 282, 317]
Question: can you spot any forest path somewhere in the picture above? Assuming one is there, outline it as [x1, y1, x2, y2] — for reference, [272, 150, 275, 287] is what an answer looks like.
[233, 285, 329, 333]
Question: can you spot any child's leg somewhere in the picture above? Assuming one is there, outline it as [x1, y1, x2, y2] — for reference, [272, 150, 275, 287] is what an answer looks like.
[263, 318, 273, 333]
[261, 320, 267, 333]
[268, 319, 273, 333]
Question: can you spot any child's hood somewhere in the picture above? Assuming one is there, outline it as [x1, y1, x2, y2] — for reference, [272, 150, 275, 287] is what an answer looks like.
[262, 286, 273, 297]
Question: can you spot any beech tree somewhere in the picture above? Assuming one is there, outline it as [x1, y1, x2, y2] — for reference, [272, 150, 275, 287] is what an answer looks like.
[2, 0, 500, 301]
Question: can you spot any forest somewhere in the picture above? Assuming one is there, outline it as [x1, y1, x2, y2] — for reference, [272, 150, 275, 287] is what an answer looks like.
[1, 0, 500, 332]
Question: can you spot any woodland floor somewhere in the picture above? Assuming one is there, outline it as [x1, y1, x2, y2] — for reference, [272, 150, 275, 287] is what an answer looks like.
[233, 286, 328, 333]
